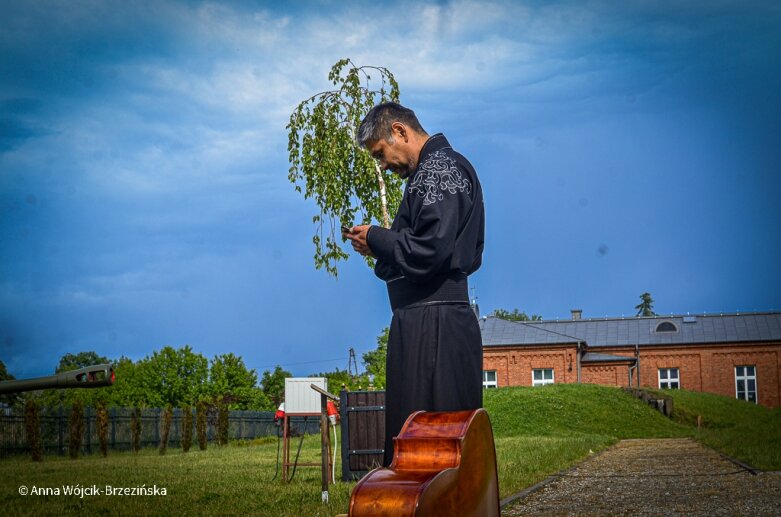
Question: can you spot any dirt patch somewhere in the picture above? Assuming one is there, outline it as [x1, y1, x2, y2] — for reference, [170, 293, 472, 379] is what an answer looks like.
[502, 438, 781, 516]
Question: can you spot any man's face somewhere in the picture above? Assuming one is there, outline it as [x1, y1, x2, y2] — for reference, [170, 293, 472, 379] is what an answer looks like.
[366, 137, 415, 179]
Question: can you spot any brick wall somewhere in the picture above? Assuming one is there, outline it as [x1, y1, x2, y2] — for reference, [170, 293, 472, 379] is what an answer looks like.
[483, 342, 781, 408]
[483, 345, 577, 387]
[637, 351, 702, 392]
[581, 364, 631, 386]
[701, 346, 779, 407]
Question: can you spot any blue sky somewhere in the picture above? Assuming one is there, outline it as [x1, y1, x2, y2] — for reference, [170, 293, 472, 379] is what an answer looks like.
[2, 0, 780, 379]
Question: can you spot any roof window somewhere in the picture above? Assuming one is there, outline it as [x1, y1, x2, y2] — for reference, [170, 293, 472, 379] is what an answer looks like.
[655, 321, 678, 332]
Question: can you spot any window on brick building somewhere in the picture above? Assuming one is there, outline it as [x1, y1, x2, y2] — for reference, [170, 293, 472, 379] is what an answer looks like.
[658, 368, 680, 389]
[483, 370, 497, 389]
[735, 366, 757, 403]
[532, 368, 554, 386]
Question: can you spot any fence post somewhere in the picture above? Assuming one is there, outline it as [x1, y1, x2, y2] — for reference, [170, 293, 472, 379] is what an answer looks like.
[339, 390, 349, 481]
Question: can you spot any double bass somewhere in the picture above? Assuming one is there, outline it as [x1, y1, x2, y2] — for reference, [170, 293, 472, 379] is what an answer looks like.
[343, 408, 500, 517]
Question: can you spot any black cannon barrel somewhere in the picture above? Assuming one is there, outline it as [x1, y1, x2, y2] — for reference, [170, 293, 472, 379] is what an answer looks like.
[0, 364, 115, 394]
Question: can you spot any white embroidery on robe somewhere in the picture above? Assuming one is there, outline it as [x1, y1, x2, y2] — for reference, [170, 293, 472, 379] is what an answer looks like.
[408, 150, 471, 206]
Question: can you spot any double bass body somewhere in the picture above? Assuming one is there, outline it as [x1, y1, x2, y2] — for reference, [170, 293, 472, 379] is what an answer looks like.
[347, 408, 500, 517]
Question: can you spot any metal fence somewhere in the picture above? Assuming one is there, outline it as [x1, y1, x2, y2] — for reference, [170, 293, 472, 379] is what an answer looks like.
[0, 406, 320, 457]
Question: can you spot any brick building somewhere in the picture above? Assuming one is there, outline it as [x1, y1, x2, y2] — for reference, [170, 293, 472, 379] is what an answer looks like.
[479, 311, 781, 408]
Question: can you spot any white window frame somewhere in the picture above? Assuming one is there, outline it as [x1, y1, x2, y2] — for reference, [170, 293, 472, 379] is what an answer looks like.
[532, 368, 554, 386]
[735, 365, 757, 403]
[658, 368, 680, 389]
[482, 370, 497, 389]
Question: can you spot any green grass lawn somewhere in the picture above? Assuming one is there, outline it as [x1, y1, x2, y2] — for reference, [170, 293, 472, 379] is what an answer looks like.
[1, 384, 778, 516]
[1, 436, 351, 516]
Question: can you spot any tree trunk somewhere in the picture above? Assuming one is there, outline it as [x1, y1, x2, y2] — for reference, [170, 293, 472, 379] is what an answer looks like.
[374, 161, 390, 228]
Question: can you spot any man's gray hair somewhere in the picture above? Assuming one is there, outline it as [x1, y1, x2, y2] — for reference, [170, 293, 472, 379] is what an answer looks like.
[356, 102, 426, 147]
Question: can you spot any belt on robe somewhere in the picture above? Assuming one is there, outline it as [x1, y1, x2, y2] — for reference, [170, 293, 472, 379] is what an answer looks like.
[386, 273, 469, 312]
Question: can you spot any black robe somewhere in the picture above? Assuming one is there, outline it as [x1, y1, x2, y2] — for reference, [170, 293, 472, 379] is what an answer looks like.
[367, 133, 485, 466]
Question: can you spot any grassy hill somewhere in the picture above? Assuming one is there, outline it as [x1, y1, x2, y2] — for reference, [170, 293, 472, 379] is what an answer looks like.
[484, 383, 781, 494]
[486, 383, 690, 439]
[484, 384, 692, 495]
[645, 387, 781, 470]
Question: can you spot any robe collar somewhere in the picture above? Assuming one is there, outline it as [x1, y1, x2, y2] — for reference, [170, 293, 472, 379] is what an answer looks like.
[409, 133, 451, 181]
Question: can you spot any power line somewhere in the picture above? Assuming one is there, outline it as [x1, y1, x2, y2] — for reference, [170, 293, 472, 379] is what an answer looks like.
[248, 345, 379, 372]
[509, 319, 586, 343]
[249, 356, 348, 371]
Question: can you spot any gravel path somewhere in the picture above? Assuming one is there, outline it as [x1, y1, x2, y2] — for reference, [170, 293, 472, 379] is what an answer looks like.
[502, 438, 781, 516]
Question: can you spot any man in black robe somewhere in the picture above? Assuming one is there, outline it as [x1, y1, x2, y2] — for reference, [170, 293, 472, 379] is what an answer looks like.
[345, 102, 485, 467]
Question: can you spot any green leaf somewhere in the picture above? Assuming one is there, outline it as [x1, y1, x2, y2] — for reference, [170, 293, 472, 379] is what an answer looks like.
[286, 59, 403, 277]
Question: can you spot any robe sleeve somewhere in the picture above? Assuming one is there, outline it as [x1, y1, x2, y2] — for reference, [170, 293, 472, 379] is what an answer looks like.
[367, 164, 472, 283]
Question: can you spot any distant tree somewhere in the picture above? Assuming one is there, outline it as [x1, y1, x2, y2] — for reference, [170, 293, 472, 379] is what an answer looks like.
[97, 401, 109, 458]
[68, 400, 85, 459]
[196, 401, 208, 451]
[492, 308, 543, 322]
[0, 359, 18, 407]
[131, 407, 141, 452]
[0, 359, 14, 382]
[208, 353, 267, 410]
[102, 356, 146, 408]
[32, 351, 113, 408]
[159, 404, 172, 455]
[216, 398, 229, 446]
[260, 366, 291, 408]
[181, 404, 193, 453]
[635, 292, 657, 317]
[287, 58, 403, 276]
[25, 400, 43, 462]
[142, 346, 209, 407]
[55, 351, 110, 373]
[362, 327, 389, 389]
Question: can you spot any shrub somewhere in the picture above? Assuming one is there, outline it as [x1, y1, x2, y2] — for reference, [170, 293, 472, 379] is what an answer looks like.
[196, 401, 207, 451]
[68, 400, 85, 459]
[159, 405, 172, 455]
[97, 402, 109, 457]
[181, 405, 193, 452]
[217, 399, 229, 446]
[131, 407, 142, 453]
[24, 400, 43, 462]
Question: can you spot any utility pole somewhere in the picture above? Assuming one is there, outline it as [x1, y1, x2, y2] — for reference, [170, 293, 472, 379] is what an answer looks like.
[347, 348, 359, 378]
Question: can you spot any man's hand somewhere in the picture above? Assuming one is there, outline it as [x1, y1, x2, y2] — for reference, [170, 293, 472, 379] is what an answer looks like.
[344, 225, 375, 258]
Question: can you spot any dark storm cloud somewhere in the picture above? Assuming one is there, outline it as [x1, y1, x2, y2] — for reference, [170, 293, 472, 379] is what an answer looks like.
[1, 0, 780, 378]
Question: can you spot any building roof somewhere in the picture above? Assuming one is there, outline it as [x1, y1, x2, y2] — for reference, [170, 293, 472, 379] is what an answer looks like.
[479, 312, 781, 348]
[581, 352, 636, 363]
